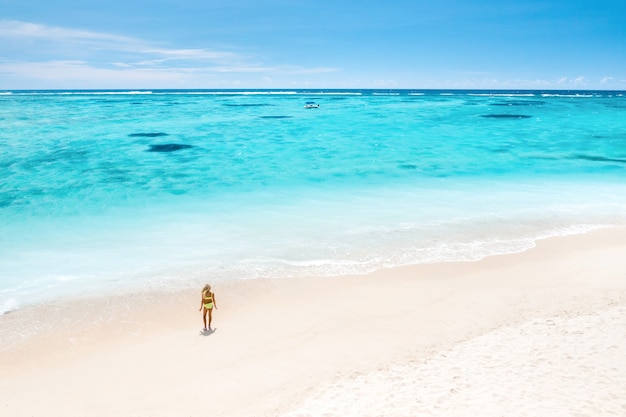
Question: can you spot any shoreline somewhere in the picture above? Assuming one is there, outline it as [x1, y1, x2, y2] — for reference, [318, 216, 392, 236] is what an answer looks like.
[2, 227, 626, 416]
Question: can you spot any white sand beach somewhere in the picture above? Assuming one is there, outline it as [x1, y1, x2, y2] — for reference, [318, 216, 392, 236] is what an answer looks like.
[1, 227, 626, 416]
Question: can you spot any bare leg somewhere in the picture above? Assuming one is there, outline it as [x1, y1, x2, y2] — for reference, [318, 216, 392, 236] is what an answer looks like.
[208, 309, 213, 330]
[202, 308, 207, 330]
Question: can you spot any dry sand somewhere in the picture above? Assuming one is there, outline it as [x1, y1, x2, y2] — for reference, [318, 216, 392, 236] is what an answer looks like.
[1, 227, 625, 416]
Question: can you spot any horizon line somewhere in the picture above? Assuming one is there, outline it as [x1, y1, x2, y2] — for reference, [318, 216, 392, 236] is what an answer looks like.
[2, 88, 626, 93]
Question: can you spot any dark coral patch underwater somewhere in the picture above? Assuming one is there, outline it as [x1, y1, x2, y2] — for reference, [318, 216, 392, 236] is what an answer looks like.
[147, 144, 194, 152]
[481, 114, 533, 119]
[129, 132, 170, 137]
[573, 154, 626, 164]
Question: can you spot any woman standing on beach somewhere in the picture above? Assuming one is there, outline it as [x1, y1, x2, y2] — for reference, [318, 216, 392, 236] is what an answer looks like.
[199, 284, 217, 331]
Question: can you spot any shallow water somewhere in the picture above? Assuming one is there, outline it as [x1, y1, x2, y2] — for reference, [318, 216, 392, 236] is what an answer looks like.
[2, 89, 626, 312]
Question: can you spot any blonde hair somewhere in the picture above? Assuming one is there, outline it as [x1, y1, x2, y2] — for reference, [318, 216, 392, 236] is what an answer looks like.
[202, 284, 211, 295]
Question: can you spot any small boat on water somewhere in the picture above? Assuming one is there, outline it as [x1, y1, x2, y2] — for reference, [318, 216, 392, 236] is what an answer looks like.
[304, 101, 320, 109]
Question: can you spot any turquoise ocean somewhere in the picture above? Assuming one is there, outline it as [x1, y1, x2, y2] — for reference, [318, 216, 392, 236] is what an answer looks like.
[2, 89, 626, 314]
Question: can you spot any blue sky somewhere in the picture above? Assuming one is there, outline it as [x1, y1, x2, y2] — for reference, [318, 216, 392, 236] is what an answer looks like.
[1, 0, 625, 90]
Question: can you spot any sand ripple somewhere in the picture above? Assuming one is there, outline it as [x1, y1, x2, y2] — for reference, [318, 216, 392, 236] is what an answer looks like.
[283, 305, 626, 417]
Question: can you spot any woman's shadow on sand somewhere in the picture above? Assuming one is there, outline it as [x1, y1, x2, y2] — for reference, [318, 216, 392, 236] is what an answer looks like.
[200, 328, 217, 336]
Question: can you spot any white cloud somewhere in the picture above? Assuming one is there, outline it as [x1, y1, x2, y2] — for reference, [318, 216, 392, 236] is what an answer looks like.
[0, 20, 340, 88]
[600, 76, 613, 84]
[273, 66, 339, 75]
[0, 60, 190, 85]
[0, 59, 338, 90]
[372, 79, 399, 87]
[141, 48, 240, 61]
[0, 20, 143, 49]
[0, 20, 243, 65]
